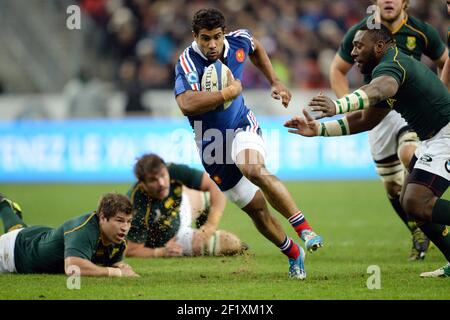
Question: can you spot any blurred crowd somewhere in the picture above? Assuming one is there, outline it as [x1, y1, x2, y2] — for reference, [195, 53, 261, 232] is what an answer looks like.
[78, 0, 448, 112]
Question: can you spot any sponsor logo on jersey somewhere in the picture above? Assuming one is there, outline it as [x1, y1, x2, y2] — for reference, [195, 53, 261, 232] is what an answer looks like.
[386, 98, 397, 108]
[445, 159, 450, 174]
[236, 48, 245, 62]
[186, 71, 199, 85]
[419, 154, 433, 162]
[406, 36, 416, 50]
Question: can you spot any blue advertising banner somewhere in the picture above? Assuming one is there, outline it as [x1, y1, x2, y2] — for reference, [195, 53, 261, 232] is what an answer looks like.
[0, 117, 376, 182]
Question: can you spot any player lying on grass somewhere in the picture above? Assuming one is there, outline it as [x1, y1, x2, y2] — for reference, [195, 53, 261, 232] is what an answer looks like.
[0, 193, 138, 277]
[125, 153, 247, 258]
[285, 24, 450, 278]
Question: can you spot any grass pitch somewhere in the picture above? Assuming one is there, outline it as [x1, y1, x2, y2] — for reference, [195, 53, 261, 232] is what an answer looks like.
[0, 181, 449, 300]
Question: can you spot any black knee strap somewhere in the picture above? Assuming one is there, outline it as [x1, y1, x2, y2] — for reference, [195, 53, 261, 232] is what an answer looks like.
[407, 168, 449, 197]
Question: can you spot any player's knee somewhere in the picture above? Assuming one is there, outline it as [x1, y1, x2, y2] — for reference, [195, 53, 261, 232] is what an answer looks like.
[397, 131, 418, 168]
[242, 191, 267, 218]
[376, 162, 404, 197]
[402, 194, 432, 222]
[240, 163, 268, 186]
[398, 146, 416, 169]
[243, 197, 269, 221]
[384, 180, 402, 198]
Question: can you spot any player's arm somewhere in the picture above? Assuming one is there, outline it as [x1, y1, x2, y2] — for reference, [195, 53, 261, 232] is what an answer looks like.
[64, 223, 137, 277]
[64, 256, 138, 277]
[433, 49, 448, 74]
[442, 56, 450, 89]
[249, 38, 291, 107]
[423, 22, 448, 77]
[174, 56, 242, 116]
[359, 76, 399, 104]
[167, 163, 224, 238]
[125, 239, 182, 258]
[196, 173, 226, 238]
[308, 75, 399, 118]
[176, 80, 241, 116]
[343, 108, 390, 134]
[284, 107, 390, 137]
[329, 54, 353, 98]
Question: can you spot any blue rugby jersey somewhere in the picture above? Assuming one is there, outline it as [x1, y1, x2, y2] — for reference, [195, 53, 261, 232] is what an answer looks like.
[174, 29, 262, 191]
[174, 29, 258, 134]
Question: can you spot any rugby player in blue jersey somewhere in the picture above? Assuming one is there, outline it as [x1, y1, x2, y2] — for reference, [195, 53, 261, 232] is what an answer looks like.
[174, 8, 323, 279]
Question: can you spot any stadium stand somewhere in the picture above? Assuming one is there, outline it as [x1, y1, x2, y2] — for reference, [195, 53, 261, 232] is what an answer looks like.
[0, 0, 447, 118]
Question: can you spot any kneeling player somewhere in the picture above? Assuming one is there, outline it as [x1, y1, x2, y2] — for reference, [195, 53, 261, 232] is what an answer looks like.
[0, 193, 138, 277]
[124, 153, 247, 258]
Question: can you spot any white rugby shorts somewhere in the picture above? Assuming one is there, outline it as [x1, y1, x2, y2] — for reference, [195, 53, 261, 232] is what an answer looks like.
[175, 192, 195, 256]
[368, 110, 410, 161]
[224, 130, 265, 208]
[0, 228, 22, 273]
[413, 123, 450, 181]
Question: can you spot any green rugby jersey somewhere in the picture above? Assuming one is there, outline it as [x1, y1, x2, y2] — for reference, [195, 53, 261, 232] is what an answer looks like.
[371, 46, 450, 140]
[339, 15, 445, 66]
[14, 213, 126, 274]
[448, 26, 450, 56]
[127, 163, 204, 248]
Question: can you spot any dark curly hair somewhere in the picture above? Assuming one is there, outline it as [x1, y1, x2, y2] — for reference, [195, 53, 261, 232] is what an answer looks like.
[192, 8, 226, 34]
[133, 153, 166, 182]
[359, 23, 394, 44]
[97, 193, 134, 220]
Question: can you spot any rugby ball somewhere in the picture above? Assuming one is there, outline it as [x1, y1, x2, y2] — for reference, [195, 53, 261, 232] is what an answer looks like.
[201, 61, 234, 109]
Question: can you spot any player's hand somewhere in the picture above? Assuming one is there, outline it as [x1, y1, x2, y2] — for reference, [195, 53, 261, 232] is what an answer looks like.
[271, 81, 292, 108]
[114, 262, 131, 269]
[164, 238, 183, 257]
[118, 264, 140, 277]
[229, 78, 242, 99]
[225, 70, 235, 87]
[308, 94, 336, 119]
[226, 70, 242, 99]
[284, 109, 320, 137]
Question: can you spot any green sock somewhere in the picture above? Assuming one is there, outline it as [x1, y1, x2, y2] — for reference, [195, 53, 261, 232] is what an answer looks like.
[419, 222, 450, 262]
[431, 199, 450, 226]
[0, 201, 26, 233]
